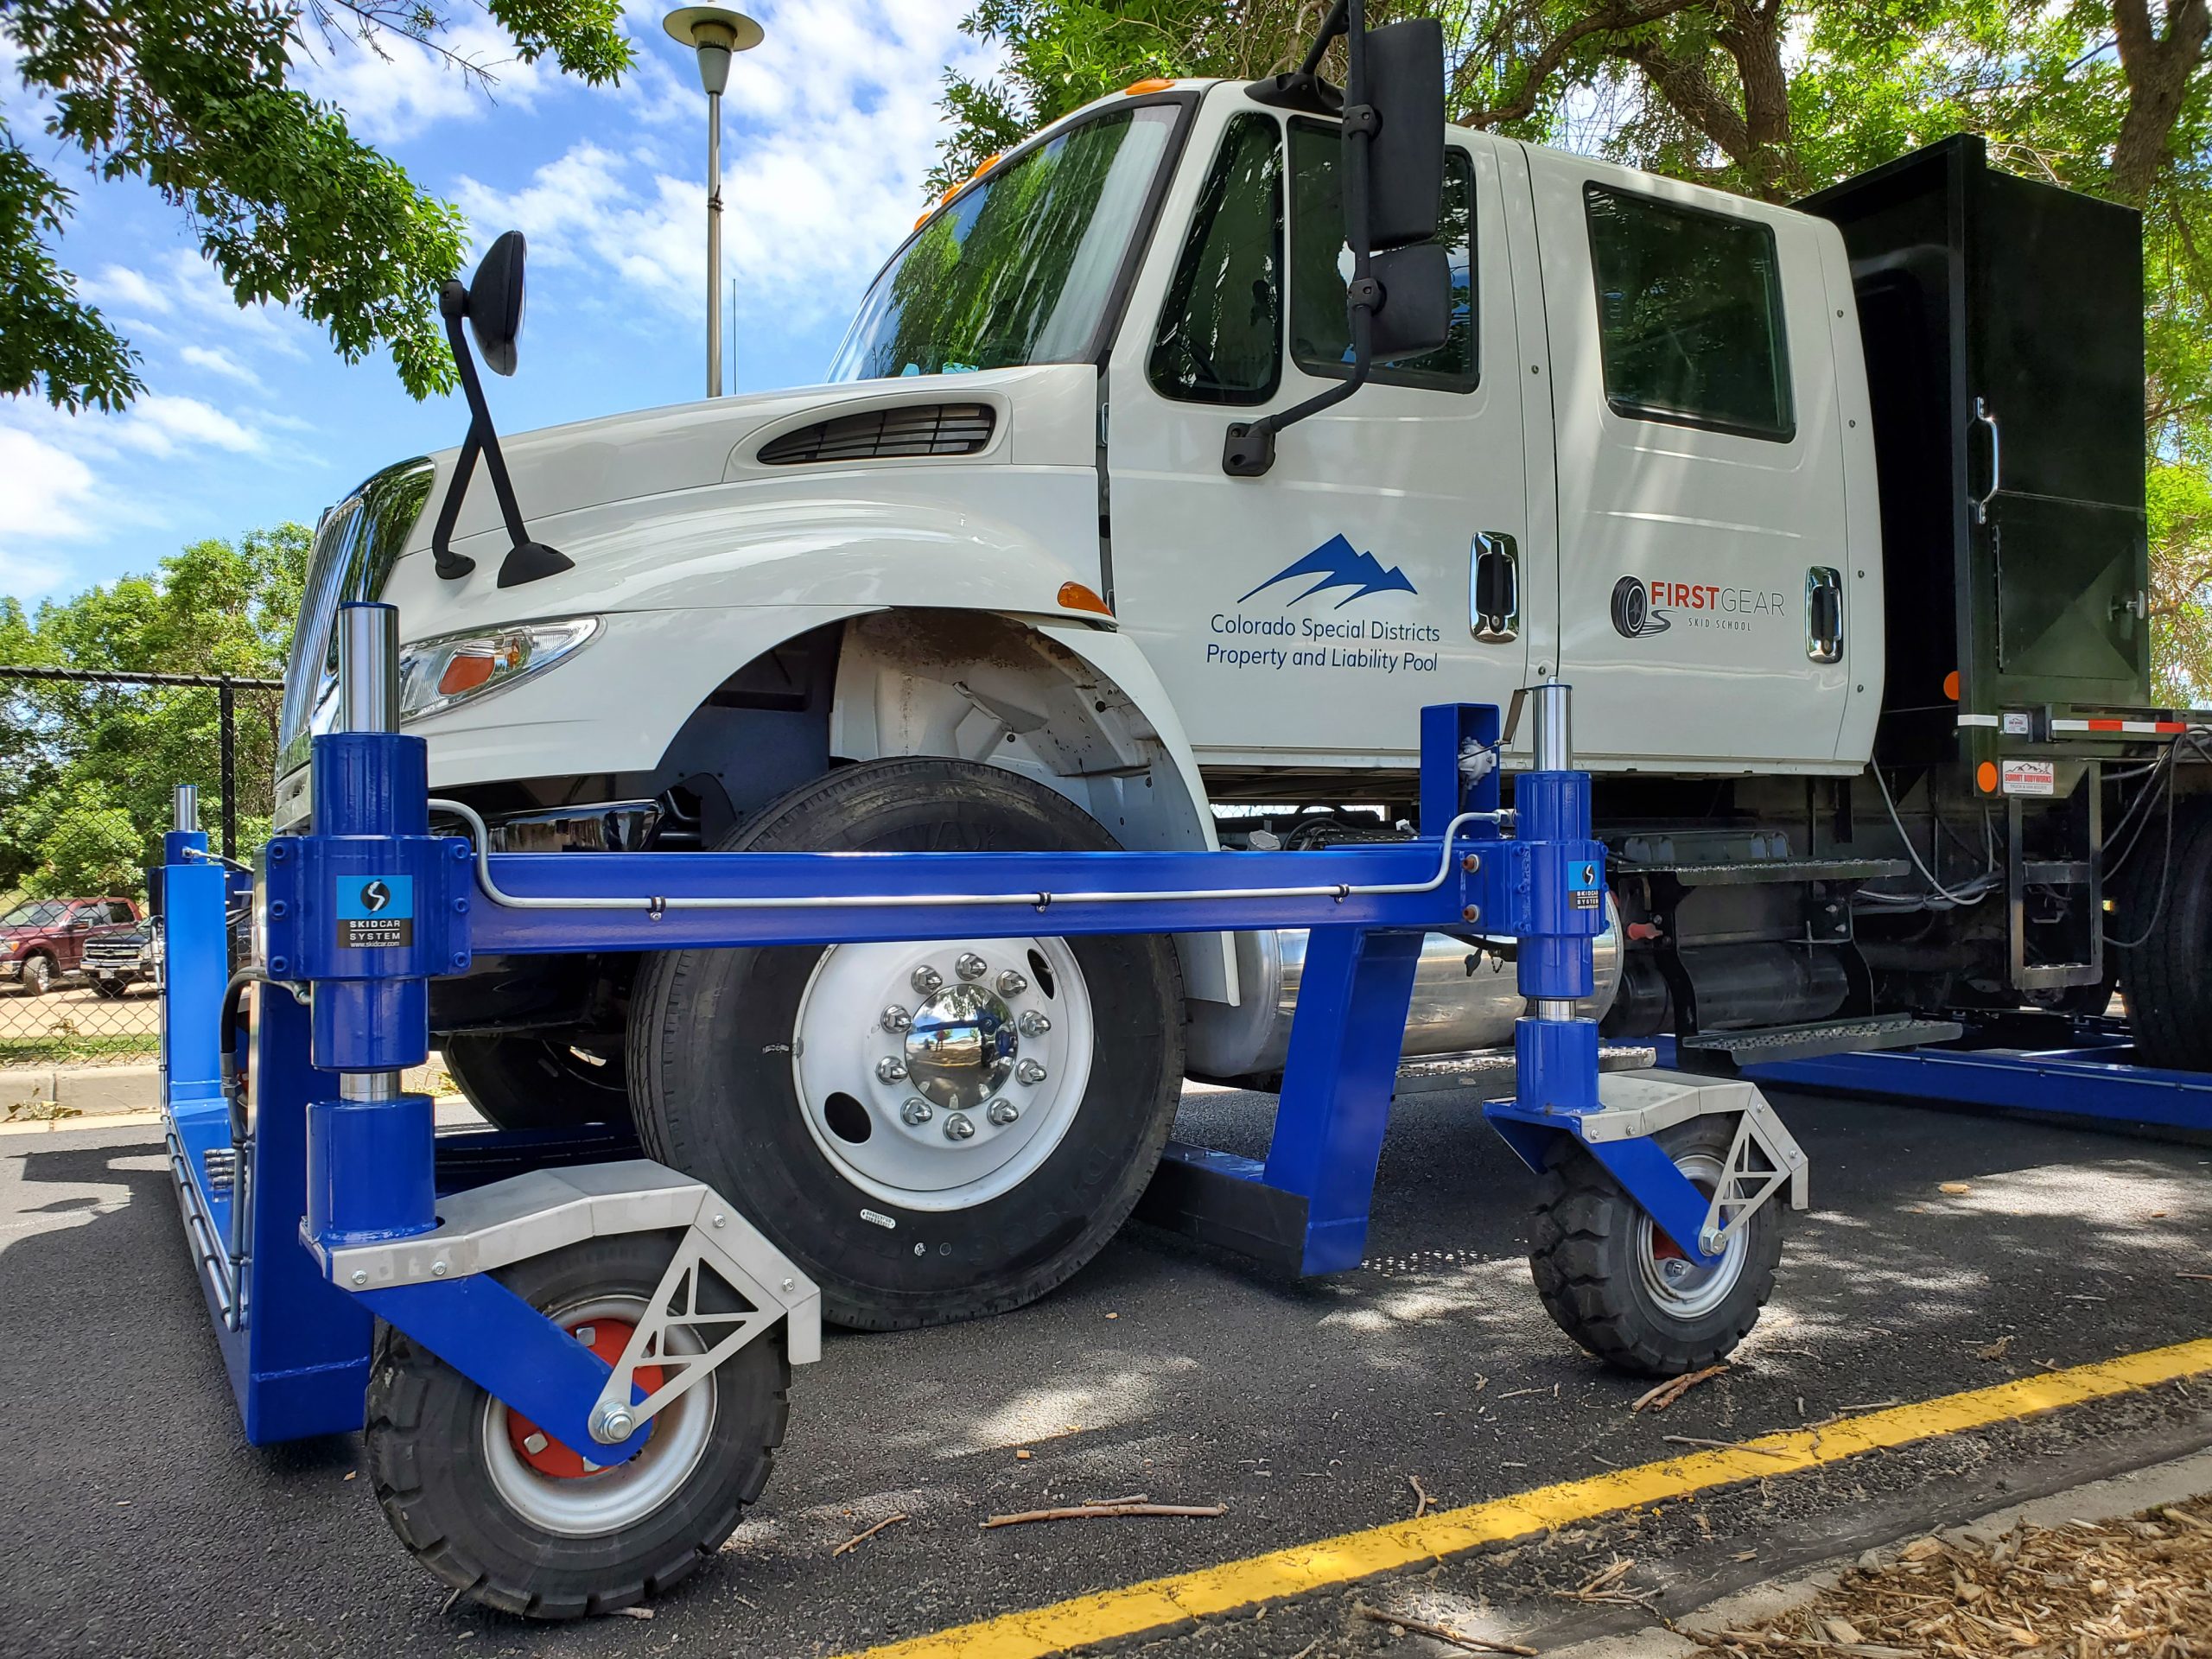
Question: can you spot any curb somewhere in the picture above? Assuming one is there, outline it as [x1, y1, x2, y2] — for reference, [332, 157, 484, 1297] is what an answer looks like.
[3, 1053, 454, 1119]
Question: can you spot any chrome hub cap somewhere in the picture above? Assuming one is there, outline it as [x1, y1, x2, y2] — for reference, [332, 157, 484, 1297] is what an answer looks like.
[792, 936, 1094, 1212]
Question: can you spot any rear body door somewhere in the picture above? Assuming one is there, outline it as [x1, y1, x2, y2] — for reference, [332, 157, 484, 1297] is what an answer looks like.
[1526, 147, 1856, 771]
[1105, 92, 1541, 776]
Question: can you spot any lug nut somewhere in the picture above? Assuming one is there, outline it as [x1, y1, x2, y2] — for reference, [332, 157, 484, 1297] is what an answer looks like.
[1019, 1010, 1051, 1038]
[911, 964, 944, 995]
[1015, 1058, 1047, 1085]
[881, 1004, 912, 1033]
[944, 1112, 976, 1141]
[876, 1056, 909, 1084]
[955, 952, 988, 981]
[900, 1097, 934, 1126]
[995, 969, 1028, 995]
[522, 1432, 550, 1455]
[591, 1403, 637, 1444]
[988, 1098, 1020, 1126]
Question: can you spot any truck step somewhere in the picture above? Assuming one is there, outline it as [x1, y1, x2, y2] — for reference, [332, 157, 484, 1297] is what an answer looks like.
[1611, 855, 1910, 887]
[1677, 1014, 1962, 1068]
[1394, 1043, 1657, 1097]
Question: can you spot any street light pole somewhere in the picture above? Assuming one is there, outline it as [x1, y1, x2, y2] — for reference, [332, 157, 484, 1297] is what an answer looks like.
[663, 7, 764, 399]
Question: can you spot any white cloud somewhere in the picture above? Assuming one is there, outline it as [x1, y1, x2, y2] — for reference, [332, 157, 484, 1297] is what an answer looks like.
[114, 395, 266, 458]
[85, 264, 174, 317]
[0, 429, 99, 543]
[86, 250, 308, 360]
[456, 0, 1000, 338]
[179, 345, 264, 388]
[292, 16, 549, 145]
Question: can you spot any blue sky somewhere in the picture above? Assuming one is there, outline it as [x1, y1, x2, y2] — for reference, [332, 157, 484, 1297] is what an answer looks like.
[0, 0, 998, 604]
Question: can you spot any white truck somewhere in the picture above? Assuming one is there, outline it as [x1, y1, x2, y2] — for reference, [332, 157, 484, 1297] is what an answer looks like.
[274, 68, 2193, 1335]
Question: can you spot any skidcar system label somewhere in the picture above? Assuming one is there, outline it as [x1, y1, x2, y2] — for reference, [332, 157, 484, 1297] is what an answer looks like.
[337, 875, 414, 949]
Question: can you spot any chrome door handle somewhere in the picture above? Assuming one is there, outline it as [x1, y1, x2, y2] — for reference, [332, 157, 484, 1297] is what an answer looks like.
[1970, 396, 2000, 525]
[1805, 566, 1843, 663]
[1471, 531, 1520, 644]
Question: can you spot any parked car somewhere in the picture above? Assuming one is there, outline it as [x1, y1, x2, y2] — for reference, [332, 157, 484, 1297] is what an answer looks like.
[0, 897, 143, 995]
[79, 915, 162, 998]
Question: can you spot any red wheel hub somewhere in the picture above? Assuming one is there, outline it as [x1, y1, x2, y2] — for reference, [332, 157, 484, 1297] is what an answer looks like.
[504, 1318, 663, 1478]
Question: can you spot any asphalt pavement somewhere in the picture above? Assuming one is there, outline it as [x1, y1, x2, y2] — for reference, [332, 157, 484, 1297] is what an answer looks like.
[3, 1082, 2210, 1659]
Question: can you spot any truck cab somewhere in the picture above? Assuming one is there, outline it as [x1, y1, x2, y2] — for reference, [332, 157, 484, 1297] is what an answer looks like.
[270, 77, 2184, 1332]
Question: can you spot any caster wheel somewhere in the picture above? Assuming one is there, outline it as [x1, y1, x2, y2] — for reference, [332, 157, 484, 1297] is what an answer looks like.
[1527, 1116, 1783, 1377]
[365, 1233, 790, 1619]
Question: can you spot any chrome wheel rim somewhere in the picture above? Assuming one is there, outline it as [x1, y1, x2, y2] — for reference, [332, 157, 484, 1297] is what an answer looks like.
[791, 936, 1094, 1212]
[1632, 1151, 1745, 1320]
[480, 1294, 715, 1536]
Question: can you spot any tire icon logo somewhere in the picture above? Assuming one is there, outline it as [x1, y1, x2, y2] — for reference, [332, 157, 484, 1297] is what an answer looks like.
[361, 880, 391, 913]
[1611, 576, 1668, 638]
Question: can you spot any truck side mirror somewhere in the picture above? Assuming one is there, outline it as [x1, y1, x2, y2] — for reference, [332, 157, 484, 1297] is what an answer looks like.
[1224, 2, 1449, 475]
[467, 231, 528, 378]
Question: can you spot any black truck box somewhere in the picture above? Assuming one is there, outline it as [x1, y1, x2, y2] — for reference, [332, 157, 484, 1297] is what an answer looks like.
[1802, 136, 2149, 762]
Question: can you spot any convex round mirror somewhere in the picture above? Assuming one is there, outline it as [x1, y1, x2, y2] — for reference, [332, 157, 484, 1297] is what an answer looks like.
[468, 230, 527, 377]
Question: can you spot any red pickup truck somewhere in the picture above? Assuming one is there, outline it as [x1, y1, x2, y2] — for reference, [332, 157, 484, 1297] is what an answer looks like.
[0, 897, 143, 995]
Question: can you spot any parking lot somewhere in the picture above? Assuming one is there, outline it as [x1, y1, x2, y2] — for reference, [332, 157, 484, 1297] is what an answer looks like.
[4, 1077, 2210, 1659]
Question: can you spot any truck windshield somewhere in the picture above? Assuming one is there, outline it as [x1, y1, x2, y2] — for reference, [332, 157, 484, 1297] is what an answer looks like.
[2, 902, 67, 927]
[828, 103, 1180, 381]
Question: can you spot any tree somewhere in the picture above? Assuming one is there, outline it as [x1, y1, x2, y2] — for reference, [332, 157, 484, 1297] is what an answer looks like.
[17, 779, 146, 899]
[935, 0, 2212, 696]
[2, 0, 632, 414]
[0, 523, 308, 887]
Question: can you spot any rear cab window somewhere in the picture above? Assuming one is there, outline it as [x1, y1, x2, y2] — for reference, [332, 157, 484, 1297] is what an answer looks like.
[1583, 183, 1794, 441]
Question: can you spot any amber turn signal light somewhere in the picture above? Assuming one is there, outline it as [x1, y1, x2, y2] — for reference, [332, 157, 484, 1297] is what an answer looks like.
[1057, 582, 1114, 617]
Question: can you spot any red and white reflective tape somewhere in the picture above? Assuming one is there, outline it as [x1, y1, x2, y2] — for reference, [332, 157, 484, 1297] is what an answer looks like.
[1955, 713, 2202, 735]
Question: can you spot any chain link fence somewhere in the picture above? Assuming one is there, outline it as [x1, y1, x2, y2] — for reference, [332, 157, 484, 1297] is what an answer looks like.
[3, 666, 280, 1094]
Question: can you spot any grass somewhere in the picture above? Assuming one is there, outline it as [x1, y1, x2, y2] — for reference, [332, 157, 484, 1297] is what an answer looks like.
[0, 1032, 159, 1066]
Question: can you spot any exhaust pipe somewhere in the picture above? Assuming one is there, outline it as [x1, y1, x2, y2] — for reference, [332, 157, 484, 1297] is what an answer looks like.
[1185, 902, 1623, 1084]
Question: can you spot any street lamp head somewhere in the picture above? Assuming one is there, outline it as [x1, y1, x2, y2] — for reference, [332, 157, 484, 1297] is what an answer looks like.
[663, 5, 762, 97]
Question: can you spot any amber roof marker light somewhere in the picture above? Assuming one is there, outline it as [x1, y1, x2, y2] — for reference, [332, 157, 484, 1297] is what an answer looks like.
[664, 6, 765, 399]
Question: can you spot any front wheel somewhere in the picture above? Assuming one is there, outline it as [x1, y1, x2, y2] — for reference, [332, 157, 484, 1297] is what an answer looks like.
[627, 757, 1185, 1332]
[19, 955, 54, 996]
[1527, 1116, 1783, 1377]
[365, 1233, 789, 1619]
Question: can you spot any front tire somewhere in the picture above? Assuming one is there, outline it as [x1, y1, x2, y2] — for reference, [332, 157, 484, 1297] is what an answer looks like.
[626, 757, 1184, 1332]
[365, 1233, 789, 1620]
[19, 955, 54, 996]
[1528, 1116, 1783, 1376]
[442, 1033, 632, 1130]
[2116, 798, 2212, 1071]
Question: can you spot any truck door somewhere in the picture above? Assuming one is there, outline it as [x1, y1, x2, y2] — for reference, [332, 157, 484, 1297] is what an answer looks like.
[1525, 147, 1857, 769]
[1105, 100, 1539, 774]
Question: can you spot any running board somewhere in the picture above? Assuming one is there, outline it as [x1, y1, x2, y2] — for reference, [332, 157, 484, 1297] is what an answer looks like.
[1675, 1014, 1962, 1070]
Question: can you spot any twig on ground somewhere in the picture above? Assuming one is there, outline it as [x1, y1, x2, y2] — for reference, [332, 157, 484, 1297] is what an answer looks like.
[1662, 1434, 1792, 1459]
[1408, 1474, 1436, 1518]
[832, 1512, 908, 1556]
[1352, 1600, 1537, 1655]
[1631, 1364, 1727, 1413]
[982, 1501, 1224, 1529]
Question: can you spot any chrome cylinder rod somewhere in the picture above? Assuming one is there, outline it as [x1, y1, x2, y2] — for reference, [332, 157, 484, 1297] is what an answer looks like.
[173, 784, 200, 835]
[1532, 680, 1571, 772]
[336, 603, 399, 736]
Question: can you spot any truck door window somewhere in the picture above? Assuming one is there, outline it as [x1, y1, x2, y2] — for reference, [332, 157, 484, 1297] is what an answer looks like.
[1583, 184, 1793, 441]
[828, 103, 1181, 382]
[1147, 112, 1283, 405]
[1288, 123, 1476, 390]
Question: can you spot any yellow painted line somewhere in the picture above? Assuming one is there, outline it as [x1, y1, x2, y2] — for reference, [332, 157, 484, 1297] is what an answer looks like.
[843, 1335, 2212, 1659]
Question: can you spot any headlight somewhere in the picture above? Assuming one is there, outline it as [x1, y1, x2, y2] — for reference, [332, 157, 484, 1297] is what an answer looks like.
[397, 618, 601, 722]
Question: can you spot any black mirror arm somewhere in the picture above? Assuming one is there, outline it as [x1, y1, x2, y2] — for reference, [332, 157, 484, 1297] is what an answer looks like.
[431, 283, 574, 588]
[1224, 0, 1376, 480]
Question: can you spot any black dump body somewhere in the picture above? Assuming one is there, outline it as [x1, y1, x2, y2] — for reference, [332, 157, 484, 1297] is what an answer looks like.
[1802, 136, 2149, 766]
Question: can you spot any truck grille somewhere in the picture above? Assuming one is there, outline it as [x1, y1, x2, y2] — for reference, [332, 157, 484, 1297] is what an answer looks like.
[757, 403, 995, 465]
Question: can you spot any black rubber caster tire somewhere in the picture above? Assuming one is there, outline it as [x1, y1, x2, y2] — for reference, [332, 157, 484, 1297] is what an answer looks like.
[442, 1033, 633, 1130]
[2115, 798, 2212, 1071]
[365, 1233, 789, 1620]
[626, 756, 1185, 1332]
[1527, 1116, 1784, 1377]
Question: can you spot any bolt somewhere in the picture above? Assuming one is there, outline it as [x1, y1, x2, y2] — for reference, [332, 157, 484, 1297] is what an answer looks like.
[269, 899, 289, 918]
[944, 1111, 976, 1141]
[1015, 1058, 1047, 1085]
[575, 1326, 595, 1346]
[1462, 905, 1482, 924]
[955, 952, 988, 980]
[876, 1056, 910, 1084]
[1019, 1010, 1051, 1038]
[581, 1458, 601, 1473]
[454, 897, 469, 913]
[1462, 855, 1480, 874]
[591, 1403, 637, 1444]
[913, 1242, 926, 1256]
[712, 1213, 727, 1229]
[911, 964, 944, 995]
[1700, 1230, 1721, 1253]
[781, 1278, 795, 1293]
[430, 1261, 448, 1277]
[901, 1097, 934, 1126]
[988, 1098, 1020, 1126]
[995, 969, 1028, 995]
[351, 1269, 367, 1287]
[881, 1004, 912, 1034]
[522, 1432, 550, 1455]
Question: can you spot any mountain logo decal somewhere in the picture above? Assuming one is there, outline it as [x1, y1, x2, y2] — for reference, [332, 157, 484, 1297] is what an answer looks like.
[1240, 534, 1417, 610]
